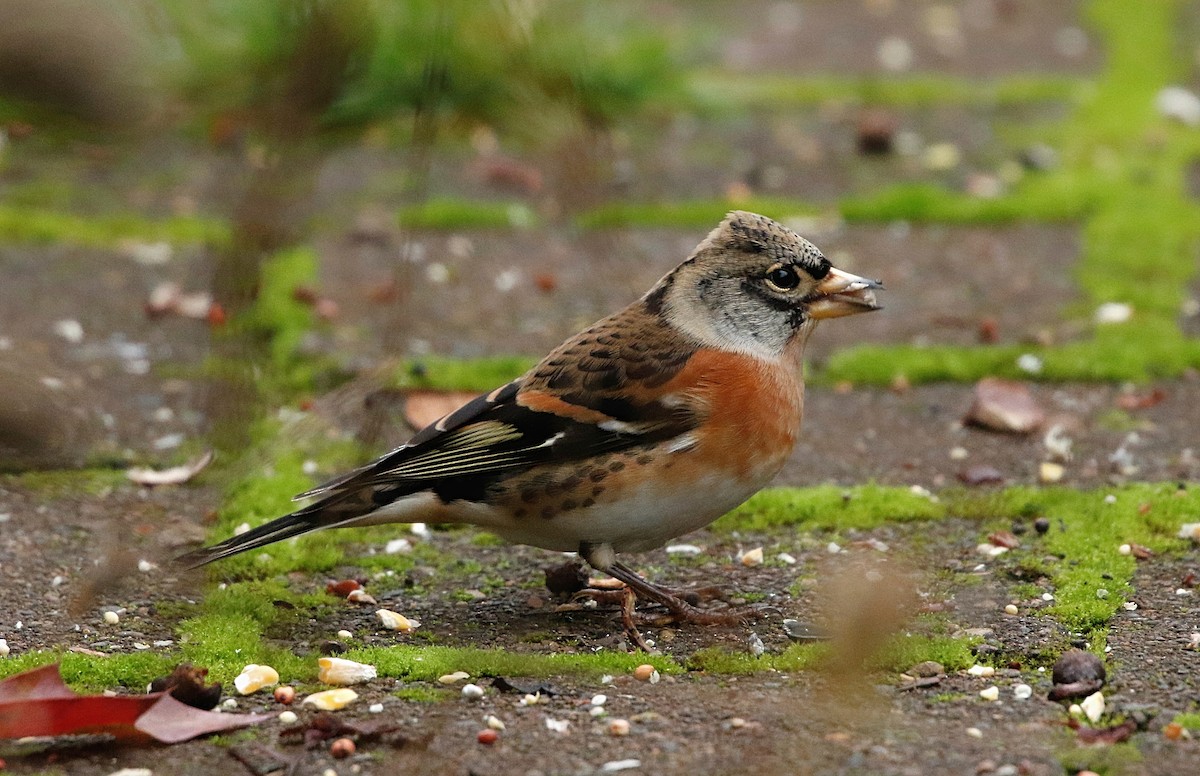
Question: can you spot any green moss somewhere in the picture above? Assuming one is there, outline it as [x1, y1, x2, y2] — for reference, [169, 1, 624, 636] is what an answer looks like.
[1056, 742, 1143, 776]
[686, 643, 827, 675]
[393, 686, 449, 703]
[0, 649, 178, 693]
[395, 355, 536, 392]
[1, 468, 126, 498]
[397, 199, 537, 230]
[714, 485, 945, 533]
[0, 205, 228, 247]
[1173, 712, 1200, 730]
[868, 633, 977, 673]
[344, 645, 679, 680]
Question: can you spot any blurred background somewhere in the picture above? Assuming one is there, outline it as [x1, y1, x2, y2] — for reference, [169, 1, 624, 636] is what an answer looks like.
[0, 0, 1196, 474]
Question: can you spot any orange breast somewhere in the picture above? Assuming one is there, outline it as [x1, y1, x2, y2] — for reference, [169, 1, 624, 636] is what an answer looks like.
[659, 349, 803, 481]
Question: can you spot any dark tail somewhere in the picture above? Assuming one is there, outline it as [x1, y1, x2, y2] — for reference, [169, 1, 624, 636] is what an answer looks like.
[175, 501, 334, 568]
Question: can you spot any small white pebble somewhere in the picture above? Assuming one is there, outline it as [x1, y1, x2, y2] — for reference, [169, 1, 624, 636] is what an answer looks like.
[1118, 543, 1132, 556]
[222, 698, 238, 709]
[967, 665, 995, 678]
[877, 36, 913, 71]
[520, 693, 541, 706]
[384, 538, 412, 554]
[949, 446, 968, 460]
[776, 552, 797, 565]
[233, 522, 251, 535]
[1177, 588, 1193, 596]
[826, 542, 843, 554]
[1013, 684, 1033, 700]
[52, 319, 84, 343]
[601, 759, 642, 773]
[51, 575, 65, 587]
[438, 671, 470, 685]
[369, 703, 384, 713]
[591, 693, 607, 707]
[665, 543, 703, 556]
[600, 674, 613, 685]
[544, 717, 569, 733]
[279, 710, 298, 723]
[137, 559, 156, 573]
[1123, 601, 1138, 611]
[979, 686, 1000, 701]
[590, 705, 607, 718]
[1016, 353, 1043, 374]
[1104, 494, 1117, 505]
[462, 683, 485, 700]
[607, 718, 631, 736]
[1004, 604, 1018, 616]
[486, 715, 506, 731]
[1096, 588, 1110, 599]
[1069, 703, 1083, 715]
[966, 727, 983, 738]
[494, 269, 520, 293]
[729, 717, 747, 728]
[1094, 302, 1133, 324]
[410, 522, 432, 539]
[337, 629, 353, 639]
[1042, 593, 1055, 601]
[0, 638, 9, 657]
[425, 263, 450, 284]
[1039, 461, 1065, 483]
[301, 459, 319, 475]
[103, 610, 120, 625]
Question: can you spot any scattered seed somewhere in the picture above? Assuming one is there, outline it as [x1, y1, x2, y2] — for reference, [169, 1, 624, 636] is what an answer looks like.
[0, 639, 8, 657]
[1163, 722, 1184, 741]
[330, 737, 355, 759]
[302, 688, 358, 710]
[462, 683, 485, 700]
[486, 715, 505, 731]
[222, 698, 237, 709]
[376, 609, 418, 632]
[438, 671, 470, 685]
[369, 702, 384, 713]
[591, 694, 607, 707]
[1013, 684, 1033, 700]
[1039, 462, 1065, 483]
[738, 547, 764, 567]
[590, 706, 606, 717]
[347, 589, 377, 605]
[278, 710, 298, 724]
[633, 664, 658, 682]
[103, 611, 120, 625]
[607, 718, 631, 736]
[967, 665, 995, 678]
[318, 657, 377, 685]
[966, 727, 983, 739]
[665, 544, 703, 556]
[477, 729, 499, 745]
[1081, 691, 1105, 722]
[979, 686, 1000, 701]
[234, 664, 280, 695]
[544, 718, 569, 733]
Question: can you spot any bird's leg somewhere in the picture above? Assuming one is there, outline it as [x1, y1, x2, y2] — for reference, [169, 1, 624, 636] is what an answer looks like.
[578, 542, 748, 626]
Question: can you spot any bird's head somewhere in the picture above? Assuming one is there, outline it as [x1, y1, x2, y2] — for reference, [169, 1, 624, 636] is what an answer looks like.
[649, 211, 882, 360]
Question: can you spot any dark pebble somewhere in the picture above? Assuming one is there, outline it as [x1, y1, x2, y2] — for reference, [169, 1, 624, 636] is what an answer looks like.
[1034, 517, 1050, 534]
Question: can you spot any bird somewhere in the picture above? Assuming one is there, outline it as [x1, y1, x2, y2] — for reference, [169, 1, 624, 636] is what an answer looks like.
[179, 211, 882, 624]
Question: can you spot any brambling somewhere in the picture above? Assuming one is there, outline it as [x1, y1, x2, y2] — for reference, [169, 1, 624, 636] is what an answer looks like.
[180, 211, 881, 624]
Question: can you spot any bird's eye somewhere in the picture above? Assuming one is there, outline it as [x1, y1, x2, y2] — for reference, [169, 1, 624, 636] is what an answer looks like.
[764, 264, 801, 292]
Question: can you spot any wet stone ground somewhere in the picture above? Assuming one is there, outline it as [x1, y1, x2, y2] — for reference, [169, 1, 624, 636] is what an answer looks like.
[3, 1, 1200, 775]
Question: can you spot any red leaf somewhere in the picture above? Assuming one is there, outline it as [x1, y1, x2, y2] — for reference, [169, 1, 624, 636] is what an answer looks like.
[0, 664, 266, 744]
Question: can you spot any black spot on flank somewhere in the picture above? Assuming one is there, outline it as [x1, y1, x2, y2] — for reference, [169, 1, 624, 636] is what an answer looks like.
[589, 470, 607, 483]
[514, 508, 526, 518]
[592, 486, 604, 497]
[547, 370, 574, 390]
[582, 498, 595, 508]
[609, 461, 626, 472]
[562, 499, 578, 511]
[636, 454, 653, 466]
[541, 506, 557, 519]
[520, 489, 537, 503]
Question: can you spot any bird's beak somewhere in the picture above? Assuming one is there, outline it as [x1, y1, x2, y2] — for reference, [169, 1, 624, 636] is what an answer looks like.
[807, 267, 884, 320]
